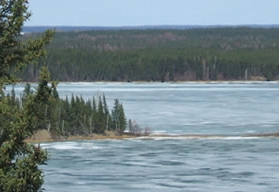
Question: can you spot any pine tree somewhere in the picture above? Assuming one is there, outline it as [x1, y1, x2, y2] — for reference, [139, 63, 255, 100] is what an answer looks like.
[0, 1, 54, 191]
[92, 97, 97, 133]
[0, 67, 54, 192]
[96, 97, 105, 133]
[112, 99, 120, 132]
[111, 99, 127, 134]
[22, 83, 33, 104]
[118, 104, 127, 134]
[32, 66, 53, 131]
[102, 95, 109, 131]
[51, 81, 59, 99]
[23, 83, 32, 97]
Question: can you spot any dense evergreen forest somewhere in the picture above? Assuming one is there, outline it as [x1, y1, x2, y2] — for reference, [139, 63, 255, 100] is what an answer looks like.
[20, 28, 279, 81]
[6, 68, 129, 137]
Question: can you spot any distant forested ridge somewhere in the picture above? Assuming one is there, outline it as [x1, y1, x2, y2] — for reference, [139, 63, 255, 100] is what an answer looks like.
[20, 27, 279, 81]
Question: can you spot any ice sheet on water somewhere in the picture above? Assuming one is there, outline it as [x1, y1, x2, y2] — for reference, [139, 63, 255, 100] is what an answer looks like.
[39, 142, 103, 150]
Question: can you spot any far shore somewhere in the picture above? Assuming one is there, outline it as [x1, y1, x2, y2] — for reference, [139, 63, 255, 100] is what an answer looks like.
[16, 79, 279, 84]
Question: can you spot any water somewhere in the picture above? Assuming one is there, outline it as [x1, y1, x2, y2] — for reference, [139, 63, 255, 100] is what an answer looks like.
[42, 138, 279, 192]
[9, 82, 279, 191]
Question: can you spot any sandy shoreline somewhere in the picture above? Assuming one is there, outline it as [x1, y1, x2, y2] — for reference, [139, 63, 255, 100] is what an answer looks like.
[25, 134, 138, 143]
[25, 130, 139, 143]
[25, 130, 279, 143]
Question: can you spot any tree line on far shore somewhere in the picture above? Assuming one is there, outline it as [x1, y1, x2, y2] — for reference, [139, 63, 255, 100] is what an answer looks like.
[20, 28, 279, 81]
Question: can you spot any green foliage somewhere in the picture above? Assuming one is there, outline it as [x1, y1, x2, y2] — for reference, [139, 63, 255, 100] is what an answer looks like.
[6, 84, 128, 137]
[112, 99, 127, 134]
[18, 28, 279, 81]
[0, 68, 53, 192]
[2, 68, 130, 190]
[0, 2, 54, 87]
[0, 0, 54, 191]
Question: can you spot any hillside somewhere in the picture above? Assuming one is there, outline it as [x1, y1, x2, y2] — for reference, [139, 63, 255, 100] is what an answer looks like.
[20, 27, 279, 81]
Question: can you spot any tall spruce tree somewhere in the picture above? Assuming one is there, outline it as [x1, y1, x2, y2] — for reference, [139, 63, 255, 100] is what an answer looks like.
[112, 99, 120, 132]
[118, 104, 127, 133]
[102, 95, 109, 131]
[96, 97, 105, 133]
[92, 97, 97, 133]
[0, 0, 54, 191]
[112, 99, 127, 134]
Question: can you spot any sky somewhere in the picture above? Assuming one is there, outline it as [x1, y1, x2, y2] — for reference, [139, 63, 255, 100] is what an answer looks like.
[25, 0, 279, 26]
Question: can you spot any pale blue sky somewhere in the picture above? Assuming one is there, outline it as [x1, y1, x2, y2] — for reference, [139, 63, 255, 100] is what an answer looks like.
[25, 0, 279, 26]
